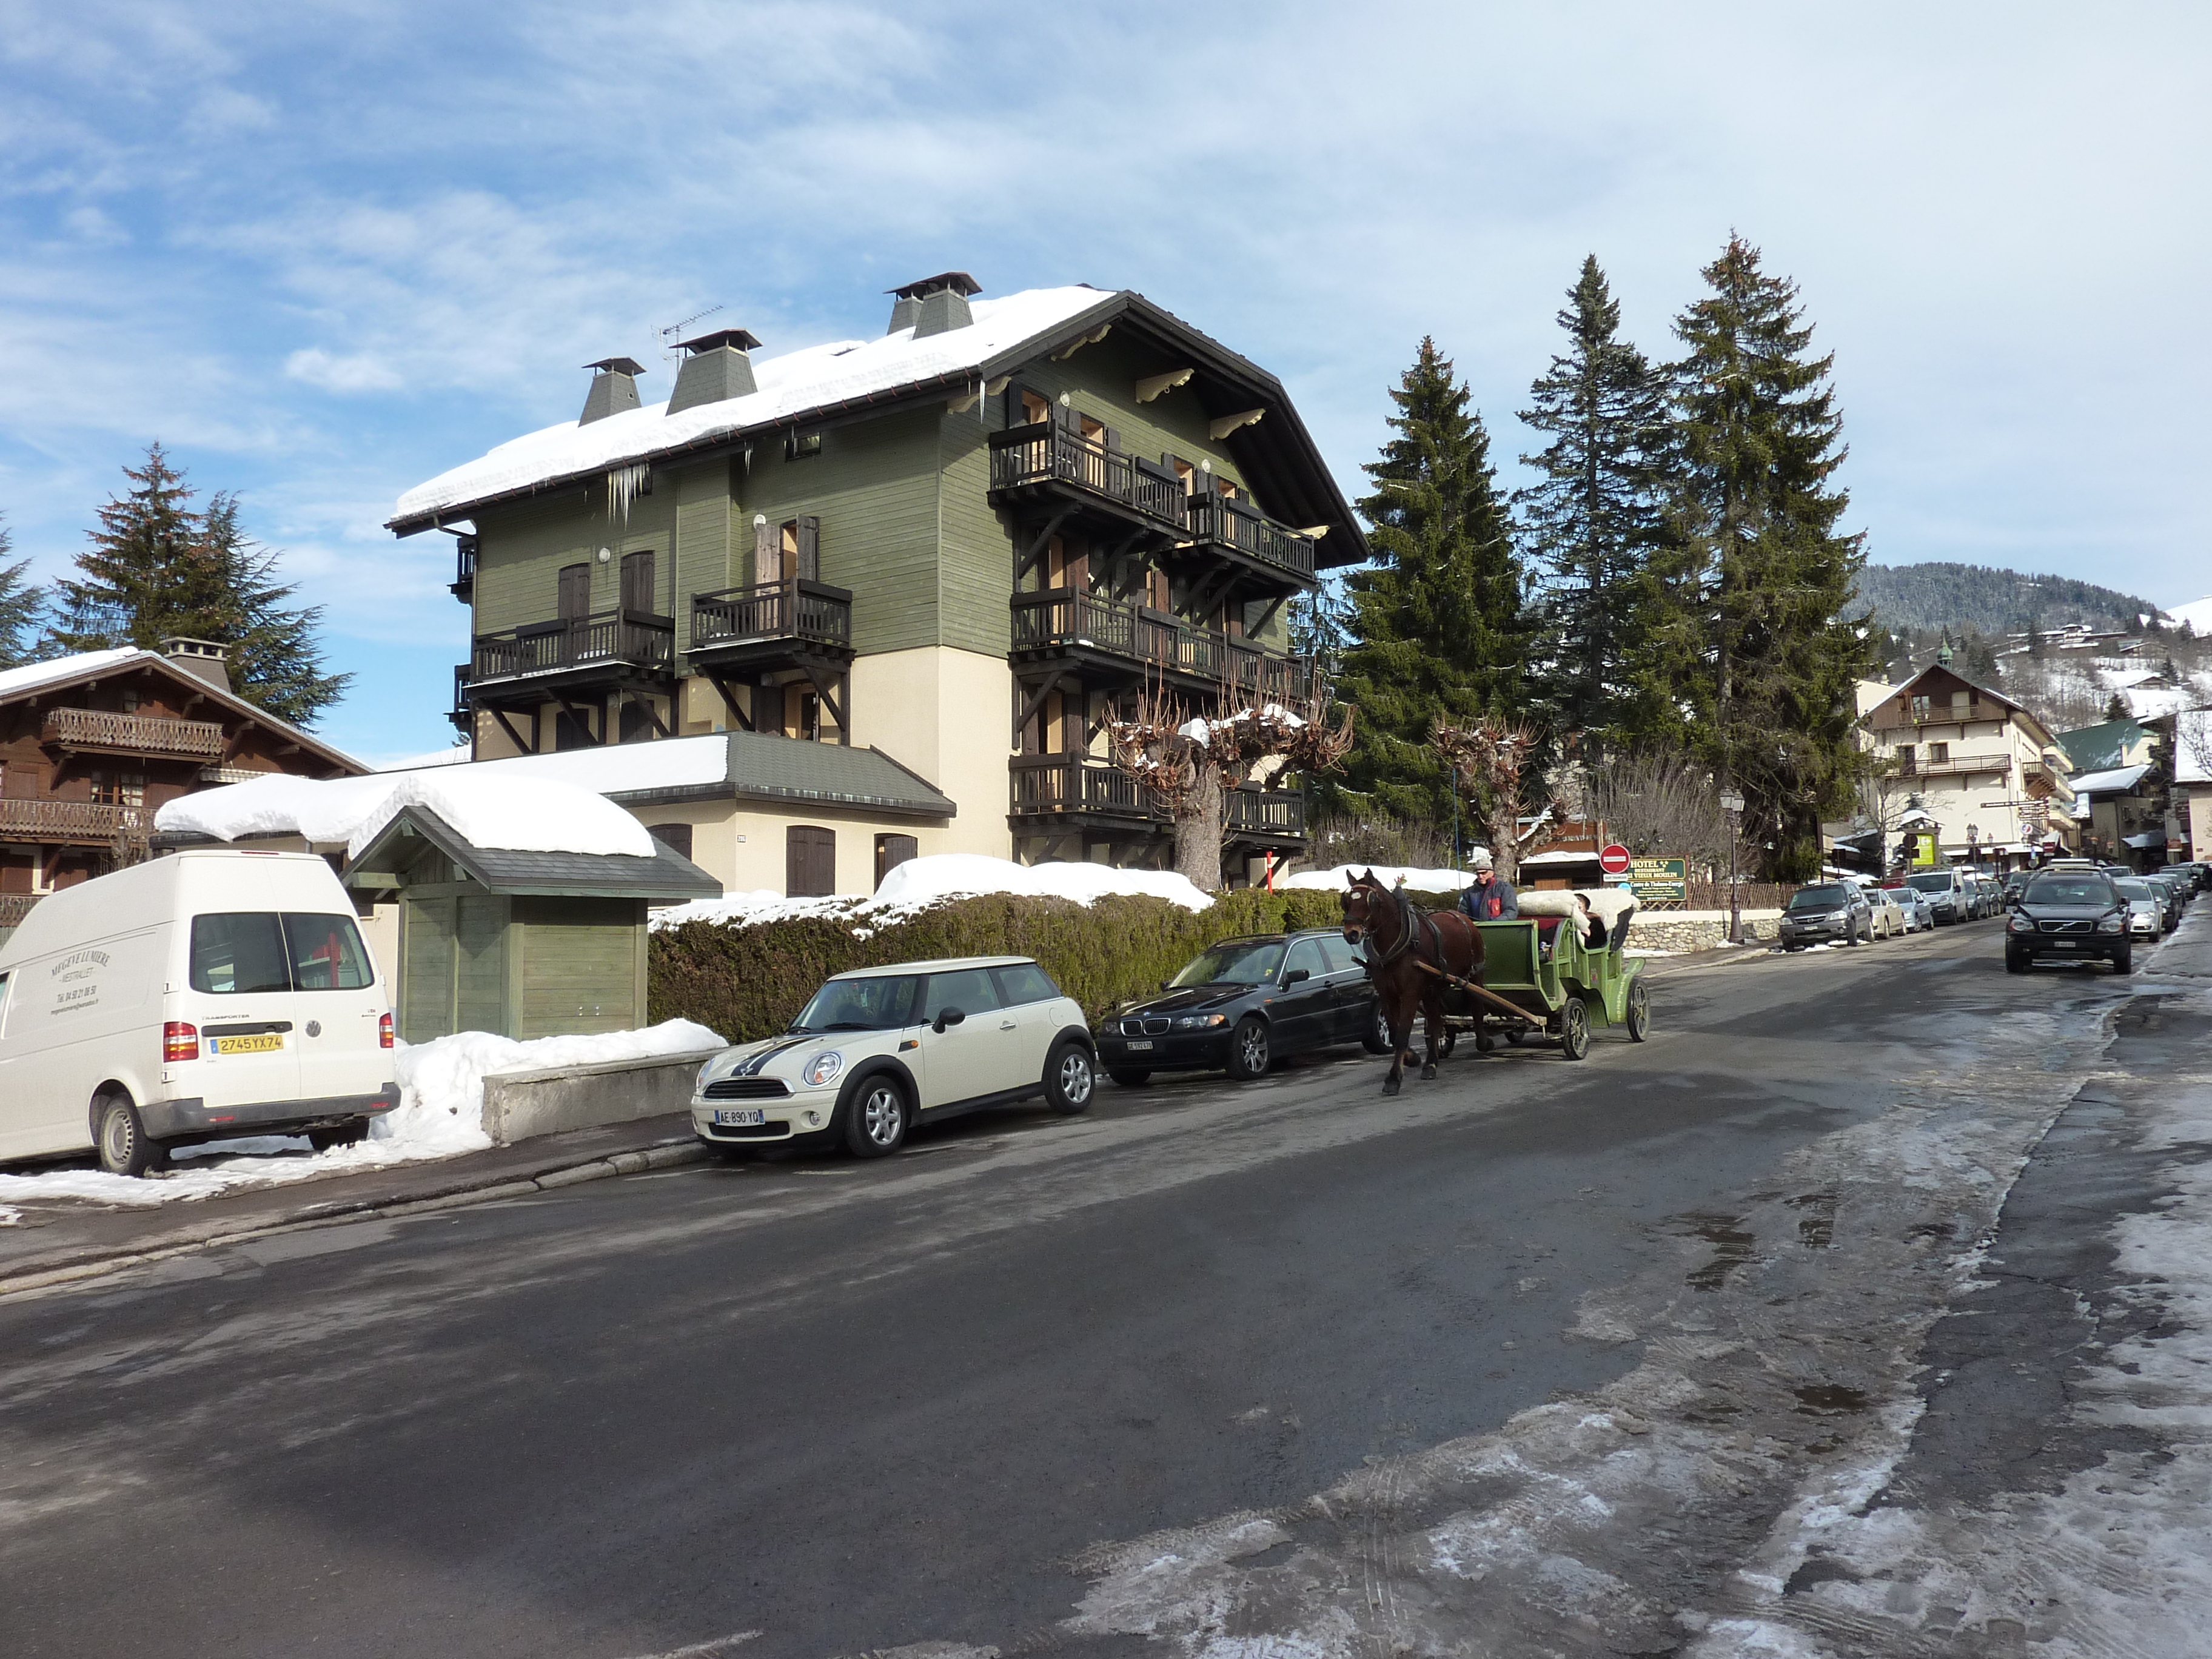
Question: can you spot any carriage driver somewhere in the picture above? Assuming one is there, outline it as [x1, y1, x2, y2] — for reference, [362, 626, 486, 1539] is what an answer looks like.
[1457, 850, 1518, 922]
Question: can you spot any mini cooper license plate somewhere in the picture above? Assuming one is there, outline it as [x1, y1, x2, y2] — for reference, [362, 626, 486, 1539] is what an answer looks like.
[1125, 1039, 1154, 1051]
[712, 1108, 766, 1127]
[213, 1033, 284, 1055]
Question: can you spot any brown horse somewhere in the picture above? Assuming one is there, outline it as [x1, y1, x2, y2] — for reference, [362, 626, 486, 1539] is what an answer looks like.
[1340, 870, 1488, 1096]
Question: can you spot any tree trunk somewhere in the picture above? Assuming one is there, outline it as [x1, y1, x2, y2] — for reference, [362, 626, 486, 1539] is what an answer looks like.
[1173, 754, 1224, 890]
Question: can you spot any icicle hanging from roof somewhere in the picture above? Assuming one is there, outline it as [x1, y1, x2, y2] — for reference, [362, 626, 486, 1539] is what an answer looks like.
[608, 463, 651, 523]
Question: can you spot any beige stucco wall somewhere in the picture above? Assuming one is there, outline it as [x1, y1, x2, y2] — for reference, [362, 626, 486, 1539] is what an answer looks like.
[848, 644, 1013, 863]
[628, 794, 958, 899]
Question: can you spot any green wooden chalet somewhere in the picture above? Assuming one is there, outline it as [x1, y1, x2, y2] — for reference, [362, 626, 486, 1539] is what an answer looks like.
[388, 274, 1367, 886]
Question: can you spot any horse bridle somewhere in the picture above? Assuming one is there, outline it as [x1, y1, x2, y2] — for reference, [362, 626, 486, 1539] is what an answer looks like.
[1344, 885, 1427, 970]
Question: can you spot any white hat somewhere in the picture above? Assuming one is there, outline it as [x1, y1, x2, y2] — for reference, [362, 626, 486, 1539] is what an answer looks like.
[1470, 850, 1494, 873]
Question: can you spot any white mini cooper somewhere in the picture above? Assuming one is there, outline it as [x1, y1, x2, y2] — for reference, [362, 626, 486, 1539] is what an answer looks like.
[690, 956, 1098, 1158]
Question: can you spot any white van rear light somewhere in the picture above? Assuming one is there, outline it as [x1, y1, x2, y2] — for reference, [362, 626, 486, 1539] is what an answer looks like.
[379, 1012, 394, 1050]
[164, 1022, 199, 1062]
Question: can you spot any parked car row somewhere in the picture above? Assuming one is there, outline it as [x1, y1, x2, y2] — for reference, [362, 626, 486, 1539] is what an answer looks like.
[2005, 860, 2197, 975]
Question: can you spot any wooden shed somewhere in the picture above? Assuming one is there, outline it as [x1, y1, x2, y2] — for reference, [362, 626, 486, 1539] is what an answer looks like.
[347, 805, 719, 1042]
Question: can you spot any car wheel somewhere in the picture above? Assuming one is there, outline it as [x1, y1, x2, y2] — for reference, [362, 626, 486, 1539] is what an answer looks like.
[2113, 947, 2133, 976]
[1045, 1041, 1095, 1114]
[1227, 1016, 1271, 1081]
[840, 1075, 911, 1158]
[1361, 1004, 1394, 1056]
[1108, 1068, 1152, 1088]
[95, 1093, 160, 1178]
[1558, 996, 1592, 1061]
[1625, 977, 1651, 1042]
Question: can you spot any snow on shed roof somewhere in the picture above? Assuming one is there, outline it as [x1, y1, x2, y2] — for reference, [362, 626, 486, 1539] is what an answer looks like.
[2069, 763, 2153, 796]
[390, 286, 1118, 528]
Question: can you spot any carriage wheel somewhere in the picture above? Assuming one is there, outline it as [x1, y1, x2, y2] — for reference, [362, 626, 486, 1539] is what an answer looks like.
[1625, 978, 1651, 1042]
[1559, 996, 1592, 1061]
[1505, 1027, 1526, 1047]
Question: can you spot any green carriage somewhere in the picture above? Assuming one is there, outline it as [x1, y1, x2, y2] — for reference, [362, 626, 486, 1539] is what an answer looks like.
[1446, 916, 1651, 1059]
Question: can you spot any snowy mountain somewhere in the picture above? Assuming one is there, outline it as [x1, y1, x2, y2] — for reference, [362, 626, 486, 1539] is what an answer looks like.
[2169, 594, 2212, 636]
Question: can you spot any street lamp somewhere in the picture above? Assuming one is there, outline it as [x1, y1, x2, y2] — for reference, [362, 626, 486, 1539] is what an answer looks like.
[1720, 790, 1746, 944]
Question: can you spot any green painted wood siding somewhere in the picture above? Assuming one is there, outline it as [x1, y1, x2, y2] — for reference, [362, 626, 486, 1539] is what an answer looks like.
[514, 895, 645, 1037]
[994, 333, 1256, 500]
[471, 479, 679, 635]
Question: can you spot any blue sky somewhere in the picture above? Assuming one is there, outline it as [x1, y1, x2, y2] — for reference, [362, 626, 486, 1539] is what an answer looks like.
[2, 1, 2206, 763]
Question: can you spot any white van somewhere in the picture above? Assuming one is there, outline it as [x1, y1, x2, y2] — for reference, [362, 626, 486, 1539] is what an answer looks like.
[0, 849, 398, 1176]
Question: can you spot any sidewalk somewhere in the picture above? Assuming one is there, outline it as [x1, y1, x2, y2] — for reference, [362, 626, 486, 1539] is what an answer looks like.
[0, 1112, 708, 1296]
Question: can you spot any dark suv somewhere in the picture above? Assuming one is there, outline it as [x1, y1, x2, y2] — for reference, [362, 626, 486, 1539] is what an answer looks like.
[2006, 872, 2133, 974]
[1098, 930, 1386, 1085]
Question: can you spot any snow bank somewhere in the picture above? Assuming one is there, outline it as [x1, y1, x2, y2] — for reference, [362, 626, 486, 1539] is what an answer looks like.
[0, 1019, 725, 1211]
[652, 853, 1212, 932]
[374, 744, 474, 772]
[1282, 863, 1472, 893]
[155, 767, 655, 859]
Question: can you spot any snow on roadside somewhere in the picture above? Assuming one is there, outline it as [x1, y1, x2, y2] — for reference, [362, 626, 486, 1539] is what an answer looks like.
[652, 853, 1212, 933]
[0, 1019, 724, 1212]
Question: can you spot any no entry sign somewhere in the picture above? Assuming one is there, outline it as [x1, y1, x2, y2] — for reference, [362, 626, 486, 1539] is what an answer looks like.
[1599, 843, 1632, 876]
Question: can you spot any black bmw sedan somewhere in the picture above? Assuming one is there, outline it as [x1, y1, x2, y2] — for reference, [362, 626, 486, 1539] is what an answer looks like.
[1097, 930, 1389, 1085]
[2005, 871, 2134, 974]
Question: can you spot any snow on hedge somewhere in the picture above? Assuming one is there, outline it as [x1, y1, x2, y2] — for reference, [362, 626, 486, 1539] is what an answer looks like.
[652, 852, 1213, 933]
[1281, 863, 1473, 894]
[0, 1020, 724, 1210]
[155, 767, 655, 859]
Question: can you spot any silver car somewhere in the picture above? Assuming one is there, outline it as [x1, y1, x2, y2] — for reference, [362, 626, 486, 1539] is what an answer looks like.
[1889, 885, 1934, 932]
[2111, 878, 2163, 942]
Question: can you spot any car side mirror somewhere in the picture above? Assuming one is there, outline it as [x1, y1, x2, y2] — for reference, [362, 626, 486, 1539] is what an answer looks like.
[933, 1007, 966, 1034]
[1162, 981, 1174, 992]
[1283, 968, 1310, 985]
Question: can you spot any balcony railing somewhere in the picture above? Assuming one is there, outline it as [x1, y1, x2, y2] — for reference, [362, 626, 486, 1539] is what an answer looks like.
[1225, 788, 1307, 836]
[0, 893, 42, 928]
[42, 706, 227, 760]
[0, 799, 142, 842]
[469, 608, 674, 686]
[1007, 758, 1306, 837]
[988, 422, 1186, 529]
[1010, 589, 1318, 703]
[1897, 756, 2009, 780]
[691, 578, 853, 654]
[449, 537, 477, 601]
[1184, 494, 1317, 583]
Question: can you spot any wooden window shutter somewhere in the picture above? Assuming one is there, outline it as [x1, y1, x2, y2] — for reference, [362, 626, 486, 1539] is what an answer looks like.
[754, 516, 781, 585]
[1104, 427, 1121, 454]
[786, 826, 836, 897]
[874, 833, 917, 890]
[648, 822, 693, 862]
[620, 549, 654, 615]
[557, 562, 591, 620]
[795, 516, 820, 581]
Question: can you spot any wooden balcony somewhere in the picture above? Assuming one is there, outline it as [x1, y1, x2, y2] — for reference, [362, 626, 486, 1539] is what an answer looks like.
[0, 893, 41, 929]
[1182, 493, 1317, 587]
[1225, 788, 1307, 838]
[688, 578, 854, 671]
[1897, 756, 2011, 781]
[1006, 757, 1305, 841]
[1010, 589, 1318, 703]
[449, 536, 477, 602]
[42, 706, 227, 761]
[988, 421, 1187, 534]
[466, 608, 674, 699]
[0, 799, 143, 844]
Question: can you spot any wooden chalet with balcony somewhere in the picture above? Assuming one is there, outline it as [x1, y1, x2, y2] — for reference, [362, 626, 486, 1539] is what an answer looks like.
[389, 276, 1365, 893]
[0, 640, 364, 927]
[1859, 663, 2077, 865]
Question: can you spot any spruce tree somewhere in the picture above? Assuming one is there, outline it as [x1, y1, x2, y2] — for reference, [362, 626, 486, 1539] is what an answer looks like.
[0, 514, 49, 668]
[1517, 256, 1671, 763]
[1329, 338, 1531, 827]
[51, 444, 350, 726]
[1626, 236, 1872, 878]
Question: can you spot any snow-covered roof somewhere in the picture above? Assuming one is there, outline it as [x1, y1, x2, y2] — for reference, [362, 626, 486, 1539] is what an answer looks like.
[0, 646, 141, 699]
[2070, 763, 2152, 796]
[392, 287, 1118, 526]
[155, 768, 656, 860]
[380, 731, 732, 794]
[1518, 848, 1603, 867]
[374, 744, 474, 772]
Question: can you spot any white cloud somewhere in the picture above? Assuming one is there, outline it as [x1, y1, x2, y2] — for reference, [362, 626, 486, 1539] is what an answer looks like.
[284, 347, 403, 392]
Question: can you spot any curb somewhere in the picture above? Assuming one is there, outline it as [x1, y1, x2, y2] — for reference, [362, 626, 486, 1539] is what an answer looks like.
[0, 1138, 712, 1301]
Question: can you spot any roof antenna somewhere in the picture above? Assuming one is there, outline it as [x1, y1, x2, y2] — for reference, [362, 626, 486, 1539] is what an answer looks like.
[658, 304, 724, 362]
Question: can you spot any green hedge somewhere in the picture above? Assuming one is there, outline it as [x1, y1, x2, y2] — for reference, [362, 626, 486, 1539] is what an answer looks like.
[649, 886, 1358, 1042]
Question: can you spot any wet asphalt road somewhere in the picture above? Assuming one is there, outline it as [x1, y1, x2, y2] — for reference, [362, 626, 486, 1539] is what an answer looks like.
[0, 917, 2124, 1658]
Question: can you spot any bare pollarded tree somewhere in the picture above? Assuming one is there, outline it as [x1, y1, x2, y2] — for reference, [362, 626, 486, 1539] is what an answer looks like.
[1106, 675, 1353, 890]
[1432, 718, 1549, 881]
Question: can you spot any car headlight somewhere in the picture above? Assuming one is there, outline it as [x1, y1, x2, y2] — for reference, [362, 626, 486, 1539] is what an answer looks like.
[2008, 914, 2031, 933]
[1174, 1013, 1229, 1030]
[802, 1050, 845, 1087]
[2098, 915, 2123, 934]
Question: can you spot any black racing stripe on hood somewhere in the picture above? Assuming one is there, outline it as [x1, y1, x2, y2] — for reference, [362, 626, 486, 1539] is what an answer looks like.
[739, 1035, 819, 1077]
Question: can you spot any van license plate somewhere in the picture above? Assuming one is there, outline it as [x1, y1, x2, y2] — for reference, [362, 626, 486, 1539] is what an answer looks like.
[1125, 1040, 1153, 1051]
[712, 1108, 766, 1127]
[213, 1033, 284, 1055]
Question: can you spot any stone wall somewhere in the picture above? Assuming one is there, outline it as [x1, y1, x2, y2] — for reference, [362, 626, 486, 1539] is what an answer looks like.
[1629, 909, 1781, 956]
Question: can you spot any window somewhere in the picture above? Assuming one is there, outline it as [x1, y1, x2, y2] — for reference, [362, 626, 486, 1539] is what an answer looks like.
[783, 684, 822, 742]
[1019, 390, 1050, 427]
[1951, 691, 1971, 715]
[282, 913, 375, 991]
[90, 771, 146, 808]
[1928, 742, 1949, 763]
[874, 833, 917, 889]
[1284, 938, 1328, 982]
[784, 431, 822, 460]
[991, 962, 1061, 1007]
[1911, 695, 1931, 721]
[648, 822, 694, 862]
[1320, 934, 1364, 974]
[794, 974, 920, 1033]
[786, 825, 836, 897]
[922, 968, 1001, 1022]
[1171, 457, 1195, 495]
[1895, 744, 1915, 772]
[189, 913, 295, 994]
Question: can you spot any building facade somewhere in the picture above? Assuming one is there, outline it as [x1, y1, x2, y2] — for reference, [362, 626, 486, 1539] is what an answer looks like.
[1859, 664, 2077, 865]
[0, 642, 363, 928]
[390, 277, 1365, 893]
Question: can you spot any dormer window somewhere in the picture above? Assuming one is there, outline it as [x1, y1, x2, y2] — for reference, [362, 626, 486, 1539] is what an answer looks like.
[785, 431, 822, 461]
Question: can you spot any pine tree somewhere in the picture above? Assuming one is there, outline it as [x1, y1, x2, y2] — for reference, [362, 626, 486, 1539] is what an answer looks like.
[1329, 339, 1531, 826]
[0, 514, 50, 668]
[1625, 236, 1872, 879]
[1517, 256, 1671, 763]
[51, 444, 350, 725]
